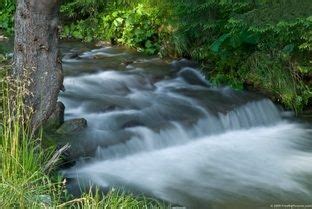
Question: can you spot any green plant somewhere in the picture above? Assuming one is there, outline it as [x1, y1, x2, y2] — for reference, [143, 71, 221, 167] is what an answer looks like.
[98, 3, 162, 54]
[165, 0, 312, 111]
[0, 0, 15, 34]
[61, 18, 99, 42]
[0, 72, 65, 207]
[59, 189, 166, 208]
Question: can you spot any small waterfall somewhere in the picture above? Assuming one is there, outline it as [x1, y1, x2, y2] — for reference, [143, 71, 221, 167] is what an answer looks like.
[67, 123, 312, 208]
[90, 99, 282, 160]
[61, 46, 312, 208]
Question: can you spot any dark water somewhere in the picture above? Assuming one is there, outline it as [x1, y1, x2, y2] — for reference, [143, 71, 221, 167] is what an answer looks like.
[9, 40, 311, 209]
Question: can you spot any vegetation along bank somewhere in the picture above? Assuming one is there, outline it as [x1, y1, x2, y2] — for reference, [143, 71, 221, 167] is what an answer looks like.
[1, 0, 311, 111]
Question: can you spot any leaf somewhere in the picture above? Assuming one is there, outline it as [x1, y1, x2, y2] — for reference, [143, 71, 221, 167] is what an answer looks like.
[297, 65, 311, 74]
[210, 34, 230, 53]
[240, 31, 260, 45]
[282, 44, 295, 55]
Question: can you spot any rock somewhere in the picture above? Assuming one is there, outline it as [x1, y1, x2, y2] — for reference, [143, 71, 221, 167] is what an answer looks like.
[56, 118, 87, 134]
[172, 58, 197, 71]
[178, 67, 210, 87]
[95, 41, 112, 47]
[121, 120, 145, 129]
[63, 52, 80, 60]
[121, 60, 134, 66]
[44, 102, 65, 129]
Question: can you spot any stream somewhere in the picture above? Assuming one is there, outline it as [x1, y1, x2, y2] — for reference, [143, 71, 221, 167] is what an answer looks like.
[58, 41, 312, 209]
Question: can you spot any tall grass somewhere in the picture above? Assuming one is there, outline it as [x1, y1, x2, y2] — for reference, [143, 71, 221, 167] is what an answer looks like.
[58, 189, 166, 209]
[0, 72, 63, 208]
[0, 65, 166, 208]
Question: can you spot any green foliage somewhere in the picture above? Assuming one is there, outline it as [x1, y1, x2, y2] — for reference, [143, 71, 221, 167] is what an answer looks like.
[61, 0, 106, 19]
[0, 0, 15, 34]
[240, 51, 311, 111]
[61, 18, 99, 42]
[0, 74, 64, 208]
[60, 0, 107, 42]
[60, 1, 163, 54]
[59, 189, 166, 208]
[1, 0, 311, 110]
[165, 0, 312, 111]
[98, 4, 161, 54]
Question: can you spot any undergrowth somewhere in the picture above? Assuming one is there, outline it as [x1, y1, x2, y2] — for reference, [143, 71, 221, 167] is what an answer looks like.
[0, 0, 311, 110]
[58, 0, 312, 111]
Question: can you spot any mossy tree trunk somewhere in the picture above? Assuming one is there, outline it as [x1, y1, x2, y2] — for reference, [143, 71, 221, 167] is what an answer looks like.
[13, 0, 63, 131]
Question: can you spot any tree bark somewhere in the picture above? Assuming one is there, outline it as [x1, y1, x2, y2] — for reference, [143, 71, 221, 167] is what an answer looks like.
[13, 0, 63, 131]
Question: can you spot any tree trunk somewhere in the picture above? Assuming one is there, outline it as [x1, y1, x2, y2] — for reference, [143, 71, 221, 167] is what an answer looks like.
[13, 0, 63, 131]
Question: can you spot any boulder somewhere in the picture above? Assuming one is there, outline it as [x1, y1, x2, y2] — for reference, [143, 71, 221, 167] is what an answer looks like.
[121, 120, 145, 129]
[178, 67, 210, 87]
[56, 118, 87, 134]
[171, 58, 197, 71]
[63, 52, 80, 60]
[95, 40, 112, 47]
[44, 102, 65, 129]
[121, 60, 134, 66]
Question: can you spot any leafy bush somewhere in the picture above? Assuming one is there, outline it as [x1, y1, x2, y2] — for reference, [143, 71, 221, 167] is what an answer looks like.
[164, 0, 312, 111]
[98, 4, 162, 54]
[61, 18, 99, 42]
[0, 0, 15, 34]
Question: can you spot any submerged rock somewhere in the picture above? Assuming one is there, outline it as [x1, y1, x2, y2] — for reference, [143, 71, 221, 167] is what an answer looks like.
[44, 101, 65, 130]
[121, 120, 145, 129]
[121, 60, 134, 66]
[95, 40, 112, 47]
[63, 52, 80, 60]
[178, 67, 210, 87]
[57, 118, 87, 134]
[172, 58, 197, 71]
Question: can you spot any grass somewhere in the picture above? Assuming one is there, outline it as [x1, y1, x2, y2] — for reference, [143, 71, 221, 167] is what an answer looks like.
[0, 63, 67, 208]
[0, 60, 166, 208]
[58, 189, 166, 209]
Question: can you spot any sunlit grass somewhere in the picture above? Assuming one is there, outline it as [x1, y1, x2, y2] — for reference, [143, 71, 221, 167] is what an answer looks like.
[0, 71, 64, 208]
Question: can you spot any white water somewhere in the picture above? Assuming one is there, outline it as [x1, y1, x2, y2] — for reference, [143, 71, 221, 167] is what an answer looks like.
[68, 123, 312, 208]
[61, 46, 312, 208]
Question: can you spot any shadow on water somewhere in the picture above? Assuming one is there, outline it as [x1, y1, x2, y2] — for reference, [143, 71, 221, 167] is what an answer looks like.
[57, 42, 312, 209]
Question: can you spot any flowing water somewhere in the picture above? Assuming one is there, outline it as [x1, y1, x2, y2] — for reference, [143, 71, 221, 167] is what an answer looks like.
[59, 42, 312, 209]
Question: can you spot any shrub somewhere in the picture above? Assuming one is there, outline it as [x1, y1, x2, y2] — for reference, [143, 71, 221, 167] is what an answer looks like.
[0, 0, 15, 34]
[98, 4, 162, 54]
